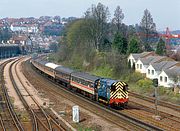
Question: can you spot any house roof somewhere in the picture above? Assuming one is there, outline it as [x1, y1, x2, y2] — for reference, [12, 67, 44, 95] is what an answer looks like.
[139, 56, 166, 65]
[11, 36, 28, 41]
[131, 52, 155, 61]
[151, 61, 178, 71]
[131, 54, 141, 60]
[163, 66, 180, 78]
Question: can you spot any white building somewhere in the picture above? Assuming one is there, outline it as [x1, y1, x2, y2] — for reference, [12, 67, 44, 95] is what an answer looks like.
[146, 61, 178, 80]
[10, 25, 27, 32]
[135, 56, 166, 74]
[10, 24, 38, 33]
[159, 66, 180, 87]
[128, 52, 180, 89]
[127, 52, 155, 67]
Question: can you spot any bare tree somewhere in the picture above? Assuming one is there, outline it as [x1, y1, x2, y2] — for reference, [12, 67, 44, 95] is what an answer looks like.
[140, 9, 156, 51]
[84, 3, 110, 51]
[112, 6, 124, 33]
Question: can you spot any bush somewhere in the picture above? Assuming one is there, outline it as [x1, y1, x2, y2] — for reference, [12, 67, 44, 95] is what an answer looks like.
[91, 65, 113, 78]
[135, 79, 153, 93]
[125, 72, 144, 83]
[137, 79, 153, 88]
[158, 86, 168, 95]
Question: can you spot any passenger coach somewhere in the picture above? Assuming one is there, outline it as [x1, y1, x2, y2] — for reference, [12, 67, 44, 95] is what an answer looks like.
[31, 58, 129, 108]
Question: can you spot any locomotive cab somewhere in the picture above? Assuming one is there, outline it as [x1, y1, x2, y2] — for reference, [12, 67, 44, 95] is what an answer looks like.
[110, 81, 129, 107]
[97, 79, 128, 108]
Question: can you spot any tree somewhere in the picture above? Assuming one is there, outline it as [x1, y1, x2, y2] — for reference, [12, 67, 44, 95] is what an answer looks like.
[128, 36, 141, 54]
[64, 19, 97, 64]
[140, 9, 156, 51]
[84, 3, 110, 51]
[112, 6, 124, 32]
[156, 38, 166, 56]
[112, 32, 127, 54]
[0, 27, 12, 43]
[49, 43, 59, 52]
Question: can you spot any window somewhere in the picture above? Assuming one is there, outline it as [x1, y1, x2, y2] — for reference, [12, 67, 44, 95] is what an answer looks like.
[140, 64, 142, 69]
[137, 64, 139, 69]
[164, 77, 167, 82]
[148, 69, 150, 74]
[152, 70, 154, 75]
[160, 76, 163, 82]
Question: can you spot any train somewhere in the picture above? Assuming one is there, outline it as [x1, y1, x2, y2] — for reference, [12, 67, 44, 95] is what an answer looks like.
[31, 57, 129, 108]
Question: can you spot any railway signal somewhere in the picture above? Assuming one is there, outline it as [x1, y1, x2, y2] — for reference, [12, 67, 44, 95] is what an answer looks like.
[153, 78, 161, 120]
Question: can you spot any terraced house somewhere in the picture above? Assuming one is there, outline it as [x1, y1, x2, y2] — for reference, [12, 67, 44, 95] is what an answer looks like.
[127, 52, 155, 67]
[128, 52, 180, 90]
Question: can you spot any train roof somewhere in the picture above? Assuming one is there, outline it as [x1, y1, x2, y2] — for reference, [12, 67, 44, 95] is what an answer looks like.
[45, 62, 59, 69]
[71, 72, 100, 82]
[55, 66, 74, 74]
[38, 60, 48, 65]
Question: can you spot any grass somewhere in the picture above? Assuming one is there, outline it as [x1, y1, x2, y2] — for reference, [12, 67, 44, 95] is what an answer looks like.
[49, 53, 180, 104]
[91, 65, 114, 78]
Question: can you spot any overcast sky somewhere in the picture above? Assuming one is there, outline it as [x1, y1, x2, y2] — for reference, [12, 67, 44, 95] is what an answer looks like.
[0, 0, 179, 31]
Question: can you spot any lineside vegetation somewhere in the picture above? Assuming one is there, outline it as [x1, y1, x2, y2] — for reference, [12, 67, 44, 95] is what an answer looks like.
[49, 3, 180, 104]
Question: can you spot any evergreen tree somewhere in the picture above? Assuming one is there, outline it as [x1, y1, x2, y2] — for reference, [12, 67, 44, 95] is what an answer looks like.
[156, 38, 166, 56]
[122, 37, 128, 54]
[128, 36, 141, 54]
[112, 32, 127, 54]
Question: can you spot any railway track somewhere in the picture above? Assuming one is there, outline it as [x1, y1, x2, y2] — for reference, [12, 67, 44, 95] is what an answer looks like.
[0, 58, 24, 131]
[9, 58, 65, 131]
[23, 59, 167, 131]
[130, 92, 180, 111]
[125, 92, 180, 130]
[123, 104, 180, 131]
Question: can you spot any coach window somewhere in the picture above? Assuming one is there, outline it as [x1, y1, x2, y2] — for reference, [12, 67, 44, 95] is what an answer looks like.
[66, 75, 69, 80]
[90, 83, 94, 88]
[72, 76, 74, 81]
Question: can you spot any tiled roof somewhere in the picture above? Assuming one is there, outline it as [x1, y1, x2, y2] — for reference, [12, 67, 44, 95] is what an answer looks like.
[164, 66, 180, 78]
[131, 52, 155, 60]
[151, 61, 178, 71]
[12, 36, 28, 41]
[131, 53, 141, 60]
[139, 56, 165, 65]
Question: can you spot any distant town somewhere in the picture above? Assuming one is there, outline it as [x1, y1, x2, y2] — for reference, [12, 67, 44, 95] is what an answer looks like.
[0, 16, 180, 55]
[0, 16, 77, 54]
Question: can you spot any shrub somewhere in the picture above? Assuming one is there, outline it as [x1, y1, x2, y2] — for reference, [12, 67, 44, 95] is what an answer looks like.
[125, 72, 144, 83]
[136, 79, 153, 92]
[136, 79, 153, 88]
